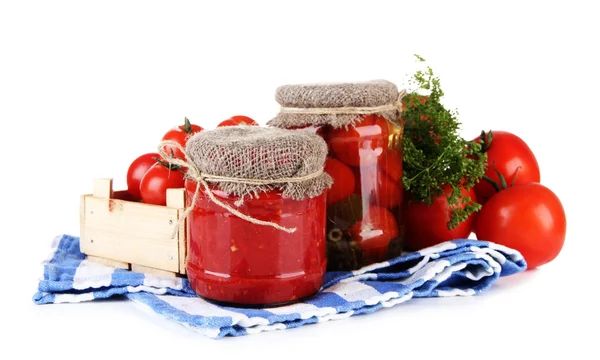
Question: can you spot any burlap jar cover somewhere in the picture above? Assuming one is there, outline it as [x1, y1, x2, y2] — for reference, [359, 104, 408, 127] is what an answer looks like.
[159, 126, 332, 234]
[268, 80, 407, 270]
[269, 80, 405, 129]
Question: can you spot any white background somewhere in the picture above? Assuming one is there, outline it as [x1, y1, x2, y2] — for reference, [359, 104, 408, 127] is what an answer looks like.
[2, 1, 598, 359]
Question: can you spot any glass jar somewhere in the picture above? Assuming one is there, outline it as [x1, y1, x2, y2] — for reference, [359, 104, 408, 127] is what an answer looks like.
[268, 81, 406, 271]
[185, 181, 327, 306]
[179, 126, 331, 307]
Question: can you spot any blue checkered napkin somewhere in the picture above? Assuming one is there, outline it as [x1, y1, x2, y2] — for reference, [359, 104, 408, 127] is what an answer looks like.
[33, 234, 526, 338]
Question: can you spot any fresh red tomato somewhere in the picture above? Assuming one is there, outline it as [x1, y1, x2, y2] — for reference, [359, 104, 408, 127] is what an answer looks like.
[348, 205, 398, 261]
[324, 157, 355, 206]
[328, 115, 390, 166]
[126, 153, 159, 200]
[474, 183, 566, 269]
[217, 115, 259, 127]
[472, 130, 540, 203]
[404, 184, 477, 251]
[161, 117, 204, 161]
[354, 167, 402, 209]
[139, 162, 185, 206]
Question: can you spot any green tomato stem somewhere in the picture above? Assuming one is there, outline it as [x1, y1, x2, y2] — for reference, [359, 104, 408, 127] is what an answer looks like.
[482, 174, 501, 192]
[183, 117, 193, 134]
[153, 156, 183, 172]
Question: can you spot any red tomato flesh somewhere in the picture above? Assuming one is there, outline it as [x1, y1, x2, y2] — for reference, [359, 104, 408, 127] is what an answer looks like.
[328, 115, 390, 167]
[378, 148, 403, 182]
[139, 162, 185, 206]
[324, 157, 355, 206]
[473, 130, 540, 202]
[217, 115, 259, 127]
[474, 183, 566, 269]
[161, 117, 204, 161]
[354, 167, 402, 209]
[348, 205, 399, 262]
[404, 184, 477, 251]
[126, 153, 159, 200]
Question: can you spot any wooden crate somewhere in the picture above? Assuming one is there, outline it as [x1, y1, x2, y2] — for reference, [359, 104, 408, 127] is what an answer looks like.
[79, 178, 188, 277]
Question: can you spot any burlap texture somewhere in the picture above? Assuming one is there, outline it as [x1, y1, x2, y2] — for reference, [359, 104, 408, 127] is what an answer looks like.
[268, 80, 400, 129]
[185, 126, 332, 201]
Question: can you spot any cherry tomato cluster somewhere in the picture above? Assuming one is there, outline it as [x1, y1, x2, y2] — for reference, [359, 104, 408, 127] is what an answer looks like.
[125, 115, 258, 206]
[405, 130, 566, 270]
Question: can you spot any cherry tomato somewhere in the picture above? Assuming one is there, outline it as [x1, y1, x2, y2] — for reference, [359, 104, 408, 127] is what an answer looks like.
[126, 153, 159, 200]
[472, 130, 540, 203]
[161, 117, 204, 161]
[139, 162, 185, 206]
[217, 115, 259, 127]
[354, 167, 402, 209]
[404, 184, 477, 251]
[328, 115, 390, 166]
[348, 205, 398, 261]
[474, 183, 566, 269]
[324, 157, 355, 206]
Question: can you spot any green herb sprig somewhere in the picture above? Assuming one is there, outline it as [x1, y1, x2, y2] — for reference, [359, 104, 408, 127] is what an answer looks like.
[401, 55, 487, 229]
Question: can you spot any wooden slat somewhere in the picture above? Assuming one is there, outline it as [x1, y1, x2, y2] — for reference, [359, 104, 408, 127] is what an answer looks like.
[131, 264, 177, 277]
[82, 196, 180, 272]
[93, 178, 113, 198]
[182, 217, 189, 275]
[87, 255, 130, 270]
[79, 194, 87, 255]
[166, 188, 187, 274]
[166, 188, 185, 208]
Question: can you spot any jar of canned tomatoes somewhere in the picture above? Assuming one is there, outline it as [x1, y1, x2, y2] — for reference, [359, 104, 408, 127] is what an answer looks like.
[182, 126, 332, 307]
[268, 80, 406, 271]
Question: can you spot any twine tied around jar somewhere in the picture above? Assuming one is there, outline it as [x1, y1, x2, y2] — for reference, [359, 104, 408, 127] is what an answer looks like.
[277, 89, 408, 116]
[158, 140, 324, 237]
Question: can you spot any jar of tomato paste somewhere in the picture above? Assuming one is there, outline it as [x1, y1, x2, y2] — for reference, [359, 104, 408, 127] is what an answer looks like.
[268, 80, 406, 271]
[181, 126, 332, 307]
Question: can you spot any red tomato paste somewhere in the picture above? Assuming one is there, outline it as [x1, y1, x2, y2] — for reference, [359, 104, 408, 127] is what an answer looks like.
[185, 180, 327, 306]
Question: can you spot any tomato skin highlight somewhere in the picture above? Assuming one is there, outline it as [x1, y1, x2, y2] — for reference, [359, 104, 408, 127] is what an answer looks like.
[354, 167, 402, 209]
[126, 153, 159, 200]
[473, 130, 540, 202]
[324, 157, 355, 206]
[139, 163, 185, 206]
[217, 115, 259, 127]
[404, 184, 477, 251]
[474, 183, 566, 270]
[161, 118, 204, 161]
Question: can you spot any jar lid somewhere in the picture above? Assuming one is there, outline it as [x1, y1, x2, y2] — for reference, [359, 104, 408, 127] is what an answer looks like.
[184, 126, 332, 201]
[268, 80, 402, 129]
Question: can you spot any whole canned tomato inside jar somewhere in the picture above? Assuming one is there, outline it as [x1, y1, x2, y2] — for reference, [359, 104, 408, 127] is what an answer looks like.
[268, 80, 406, 271]
[181, 126, 332, 307]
